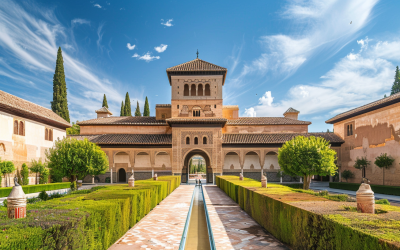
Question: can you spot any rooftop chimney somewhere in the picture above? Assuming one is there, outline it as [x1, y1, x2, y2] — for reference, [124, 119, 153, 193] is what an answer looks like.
[283, 107, 299, 120]
[95, 107, 113, 118]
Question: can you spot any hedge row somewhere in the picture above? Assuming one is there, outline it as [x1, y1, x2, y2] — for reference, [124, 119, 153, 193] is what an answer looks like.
[330, 182, 400, 196]
[217, 176, 399, 250]
[0, 176, 180, 249]
[0, 183, 70, 198]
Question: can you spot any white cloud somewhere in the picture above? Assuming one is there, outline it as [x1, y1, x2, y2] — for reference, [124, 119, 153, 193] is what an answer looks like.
[132, 53, 139, 58]
[161, 19, 173, 27]
[71, 18, 90, 26]
[154, 44, 168, 53]
[96, 23, 105, 52]
[94, 4, 102, 8]
[136, 52, 160, 62]
[244, 107, 256, 117]
[127, 43, 136, 50]
[259, 91, 274, 106]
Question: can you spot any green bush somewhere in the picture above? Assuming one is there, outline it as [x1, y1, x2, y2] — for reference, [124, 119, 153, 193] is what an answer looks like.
[0, 176, 180, 249]
[217, 176, 399, 250]
[330, 182, 400, 196]
[0, 183, 70, 198]
[38, 190, 48, 201]
[376, 199, 390, 205]
[21, 163, 29, 185]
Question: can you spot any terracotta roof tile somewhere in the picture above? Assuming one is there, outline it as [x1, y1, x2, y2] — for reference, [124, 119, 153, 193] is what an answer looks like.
[77, 116, 167, 126]
[284, 107, 299, 114]
[69, 134, 172, 145]
[227, 117, 311, 125]
[326, 92, 400, 124]
[156, 104, 171, 107]
[95, 107, 112, 114]
[0, 90, 71, 128]
[222, 133, 344, 144]
[166, 117, 227, 126]
[166, 58, 227, 72]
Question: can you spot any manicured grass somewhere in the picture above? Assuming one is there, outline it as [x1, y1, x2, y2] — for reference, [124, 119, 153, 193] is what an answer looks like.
[330, 182, 400, 196]
[0, 183, 70, 198]
[217, 176, 400, 250]
[0, 176, 180, 250]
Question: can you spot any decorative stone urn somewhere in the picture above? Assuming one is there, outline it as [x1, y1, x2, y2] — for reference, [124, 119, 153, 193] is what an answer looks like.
[153, 173, 158, 181]
[261, 175, 267, 188]
[128, 172, 135, 187]
[239, 173, 243, 181]
[7, 178, 27, 219]
[356, 183, 375, 214]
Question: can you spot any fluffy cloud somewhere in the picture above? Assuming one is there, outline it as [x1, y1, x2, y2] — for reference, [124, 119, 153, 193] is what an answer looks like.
[71, 18, 90, 26]
[94, 4, 102, 8]
[154, 44, 168, 53]
[127, 43, 136, 50]
[135, 52, 160, 62]
[132, 53, 139, 58]
[161, 19, 173, 27]
[244, 107, 256, 117]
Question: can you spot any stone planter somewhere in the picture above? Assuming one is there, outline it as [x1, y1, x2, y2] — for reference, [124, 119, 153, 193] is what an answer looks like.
[153, 173, 158, 181]
[356, 183, 375, 214]
[128, 174, 135, 187]
[261, 175, 267, 188]
[7, 185, 27, 219]
[239, 173, 243, 181]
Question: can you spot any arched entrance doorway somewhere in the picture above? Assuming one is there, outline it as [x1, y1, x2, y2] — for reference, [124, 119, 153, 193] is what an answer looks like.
[182, 149, 212, 183]
[118, 168, 126, 182]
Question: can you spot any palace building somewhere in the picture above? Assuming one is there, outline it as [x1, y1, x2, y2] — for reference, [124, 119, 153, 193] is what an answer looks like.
[76, 58, 344, 184]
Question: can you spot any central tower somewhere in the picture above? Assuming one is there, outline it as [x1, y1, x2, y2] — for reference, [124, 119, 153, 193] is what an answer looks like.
[166, 58, 227, 118]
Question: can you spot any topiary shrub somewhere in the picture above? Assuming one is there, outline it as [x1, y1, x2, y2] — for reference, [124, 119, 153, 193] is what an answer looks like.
[341, 170, 355, 182]
[38, 190, 48, 201]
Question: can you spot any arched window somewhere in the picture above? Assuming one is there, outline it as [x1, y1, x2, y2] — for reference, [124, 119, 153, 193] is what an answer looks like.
[194, 137, 198, 144]
[49, 129, 53, 141]
[45, 128, 48, 140]
[203, 137, 207, 144]
[13, 120, 18, 135]
[350, 124, 353, 135]
[19, 121, 24, 136]
[186, 137, 190, 145]
[184, 84, 189, 96]
[193, 110, 200, 117]
[191, 84, 196, 96]
[205, 84, 210, 96]
[198, 84, 203, 96]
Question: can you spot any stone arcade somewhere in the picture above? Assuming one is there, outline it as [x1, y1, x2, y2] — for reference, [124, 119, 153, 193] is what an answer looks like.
[75, 58, 344, 184]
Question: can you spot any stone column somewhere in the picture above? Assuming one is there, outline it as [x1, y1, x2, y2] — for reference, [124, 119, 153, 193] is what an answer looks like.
[92, 176, 94, 184]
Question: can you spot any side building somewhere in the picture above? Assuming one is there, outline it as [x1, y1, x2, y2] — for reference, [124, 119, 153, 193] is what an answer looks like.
[76, 58, 344, 184]
[0, 90, 71, 186]
[326, 93, 400, 186]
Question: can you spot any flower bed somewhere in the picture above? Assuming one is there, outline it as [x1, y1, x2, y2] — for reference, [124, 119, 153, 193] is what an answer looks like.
[0, 183, 70, 198]
[330, 182, 400, 196]
[0, 176, 180, 249]
[217, 176, 400, 250]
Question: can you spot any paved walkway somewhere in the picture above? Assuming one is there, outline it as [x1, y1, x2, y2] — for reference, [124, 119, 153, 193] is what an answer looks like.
[109, 185, 195, 249]
[202, 185, 289, 250]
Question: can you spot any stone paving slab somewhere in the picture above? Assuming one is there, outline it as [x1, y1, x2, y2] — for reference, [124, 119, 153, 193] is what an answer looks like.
[109, 185, 195, 250]
[203, 185, 289, 250]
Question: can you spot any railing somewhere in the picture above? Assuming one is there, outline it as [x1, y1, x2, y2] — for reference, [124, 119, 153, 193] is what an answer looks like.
[200, 183, 216, 250]
[178, 187, 196, 249]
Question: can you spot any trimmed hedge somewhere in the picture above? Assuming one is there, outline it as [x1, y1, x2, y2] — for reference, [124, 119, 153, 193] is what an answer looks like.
[217, 176, 400, 250]
[330, 182, 400, 196]
[0, 183, 70, 198]
[0, 176, 180, 249]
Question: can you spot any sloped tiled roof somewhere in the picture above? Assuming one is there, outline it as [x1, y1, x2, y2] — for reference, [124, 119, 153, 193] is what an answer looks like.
[95, 106, 112, 114]
[227, 117, 311, 125]
[156, 104, 171, 108]
[222, 133, 344, 144]
[0, 90, 71, 129]
[69, 134, 172, 145]
[284, 107, 299, 114]
[77, 116, 167, 126]
[326, 92, 400, 124]
[166, 118, 227, 126]
[166, 58, 227, 72]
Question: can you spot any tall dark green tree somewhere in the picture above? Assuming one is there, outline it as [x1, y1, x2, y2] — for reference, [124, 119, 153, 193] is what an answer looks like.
[120, 101, 125, 116]
[51, 47, 70, 122]
[102, 94, 109, 108]
[391, 66, 400, 95]
[124, 92, 132, 116]
[143, 96, 150, 116]
[135, 101, 141, 116]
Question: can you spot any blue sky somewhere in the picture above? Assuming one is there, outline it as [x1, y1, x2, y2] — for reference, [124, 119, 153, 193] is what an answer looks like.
[0, 0, 399, 132]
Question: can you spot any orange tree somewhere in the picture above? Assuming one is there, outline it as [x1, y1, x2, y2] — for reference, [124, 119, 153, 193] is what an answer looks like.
[278, 136, 337, 189]
[46, 138, 108, 190]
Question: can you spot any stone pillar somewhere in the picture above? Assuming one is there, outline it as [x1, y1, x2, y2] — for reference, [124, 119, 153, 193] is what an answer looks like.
[110, 167, 113, 184]
[239, 173, 243, 181]
[261, 175, 267, 188]
[92, 176, 95, 184]
[7, 183, 27, 219]
[153, 173, 158, 181]
[152, 169, 154, 178]
[300, 177, 303, 183]
[356, 183, 375, 214]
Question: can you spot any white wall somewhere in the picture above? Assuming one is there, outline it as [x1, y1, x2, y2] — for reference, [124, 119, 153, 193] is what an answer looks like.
[243, 154, 261, 169]
[263, 154, 280, 170]
[223, 154, 240, 169]
[135, 154, 151, 168]
[155, 153, 171, 168]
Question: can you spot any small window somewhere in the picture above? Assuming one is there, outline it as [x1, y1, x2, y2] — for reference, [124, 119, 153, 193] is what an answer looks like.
[45, 128, 48, 140]
[193, 110, 200, 117]
[13, 120, 18, 135]
[214, 105, 216, 108]
[203, 137, 207, 144]
[186, 137, 190, 145]
[346, 123, 354, 136]
[49, 129, 53, 141]
[177, 105, 179, 109]
[178, 92, 179, 94]
[178, 86, 179, 89]
[194, 137, 198, 145]
[205, 84, 210, 96]
[184, 84, 189, 96]
[162, 114, 166, 119]
[19, 121, 24, 136]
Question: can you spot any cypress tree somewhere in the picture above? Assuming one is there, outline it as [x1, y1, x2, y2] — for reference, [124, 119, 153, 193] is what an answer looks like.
[135, 101, 141, 116]
[124, 92, 131, 116]
[120, 101, 125, 116]
[102, 94, 109, 108]
[143, 96, 150, 116]
[391, 66, 400, 95]
[51, 47, 70, 122]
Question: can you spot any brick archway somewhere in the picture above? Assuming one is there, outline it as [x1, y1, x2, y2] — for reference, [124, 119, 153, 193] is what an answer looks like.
[182, 149, 212, 183]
